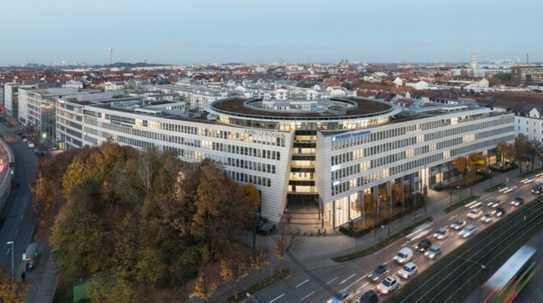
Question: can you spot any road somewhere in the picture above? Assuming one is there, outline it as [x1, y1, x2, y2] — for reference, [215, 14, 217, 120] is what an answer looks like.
[0, 124, 38, 279]
[464, 214, 543, 303]
[249, 174, 543, 303]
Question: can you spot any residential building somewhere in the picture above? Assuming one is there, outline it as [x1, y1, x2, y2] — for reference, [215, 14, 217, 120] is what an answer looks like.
[512, 65, 543, 85]
[513, 106, 543, 142]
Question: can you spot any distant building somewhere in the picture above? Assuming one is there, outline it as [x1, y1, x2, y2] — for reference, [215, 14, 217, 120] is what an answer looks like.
[3, 83, 37, 119]
[511, 65, 543, 85]
[393, 77, 404, 87]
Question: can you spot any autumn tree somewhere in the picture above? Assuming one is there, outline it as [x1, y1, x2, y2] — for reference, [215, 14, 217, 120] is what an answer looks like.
[0, 269, 26, 303]
[496, 142, 514, 165]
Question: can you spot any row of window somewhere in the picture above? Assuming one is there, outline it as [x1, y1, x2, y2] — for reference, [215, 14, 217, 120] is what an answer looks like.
[389, 153, 445, 176]
[475, 126, 515, 140]
[436, 137, 463, 150]
[331, 164, 361, 181]
[225, 170, 272, 187]
[212, 142, 282, 160]
[450, 135, 515, 157]
[226, 158, 276, 174]
[424, 117, 512, 141]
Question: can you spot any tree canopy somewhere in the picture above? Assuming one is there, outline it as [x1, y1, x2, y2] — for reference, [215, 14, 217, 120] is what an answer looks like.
[34, 143, 263, 302]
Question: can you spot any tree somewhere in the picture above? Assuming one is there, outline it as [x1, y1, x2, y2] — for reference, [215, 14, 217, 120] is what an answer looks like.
[453, 156, 469, 181]
[514, 135, 536, 174]
[496, 142, 514, 165]
[468, 152, 487, 172]
[0, 269, 26, 303]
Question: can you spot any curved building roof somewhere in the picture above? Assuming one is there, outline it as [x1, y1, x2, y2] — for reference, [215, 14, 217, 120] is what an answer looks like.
[209, 96, 394, 121]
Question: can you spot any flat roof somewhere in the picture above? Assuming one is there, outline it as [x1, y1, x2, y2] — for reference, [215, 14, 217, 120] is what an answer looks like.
[209, 96, 394, 120]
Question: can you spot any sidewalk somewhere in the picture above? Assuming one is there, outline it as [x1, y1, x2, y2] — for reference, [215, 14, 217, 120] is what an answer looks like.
[24, 244, 57, 303]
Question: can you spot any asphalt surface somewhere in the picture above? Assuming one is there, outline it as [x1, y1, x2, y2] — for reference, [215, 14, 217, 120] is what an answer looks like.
[0, 124, 38, 278]
[250, 175, 543, 303]
[464, 214, 543, 303]
[387, 185, 543, 303]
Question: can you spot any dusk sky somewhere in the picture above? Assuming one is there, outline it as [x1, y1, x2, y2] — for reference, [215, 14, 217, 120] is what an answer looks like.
[1, 0, 541, 65]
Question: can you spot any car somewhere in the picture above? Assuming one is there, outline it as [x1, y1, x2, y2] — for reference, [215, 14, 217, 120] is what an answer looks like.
[256, 217, 276, 235]
[393, 247, 414, 264]
[459, 224, 478, 238]
[480, 213, 493, 224]
[531, 184, 542, 195]
[376, 275, 400, 295]
[510, 197, 524, 207]
[495, 207, 506, 217]
[450, 219, 466, 231]
[416, 239, 432, 253]
[326, 291, 349, 303]
[28, 142, 35, 148]
[368, 264, 388, 283]
[425, 244, 442, 259]
[486, 201, 500, 208]
[22, 138, 28, 143]
[467, 208, 483, 219]
[22, 242, 40, 270]
[433, 227, 449, 240]
[359, 290, 379, 303]
[397, 262, 417, 279]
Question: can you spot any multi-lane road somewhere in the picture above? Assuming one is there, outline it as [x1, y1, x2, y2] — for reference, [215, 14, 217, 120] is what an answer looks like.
[250, 173, 543, 303]
[0, 124, 38, 278]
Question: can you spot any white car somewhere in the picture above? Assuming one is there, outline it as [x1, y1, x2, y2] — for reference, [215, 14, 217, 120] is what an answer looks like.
[393, 247, 414, 264]
[28, 142, 35, 149]
[467, 209, 483, 220]
[377, 275, 400, 295]
[397, 262, 417, 279]
[433, 227, 448, 240]
[425, 244, 442, 259]
[480, 213, 493, 224]
[22, 138, 28, 143]
[450, 219, 466, 231]
[459, 224, 478, 238]
[486, 201, 500, 208]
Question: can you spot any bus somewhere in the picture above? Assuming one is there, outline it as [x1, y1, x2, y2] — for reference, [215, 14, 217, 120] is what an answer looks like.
[482, 245, 537, 303]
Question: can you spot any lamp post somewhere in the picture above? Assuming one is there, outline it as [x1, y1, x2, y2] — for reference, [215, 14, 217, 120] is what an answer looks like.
[6, 241, 14, 280]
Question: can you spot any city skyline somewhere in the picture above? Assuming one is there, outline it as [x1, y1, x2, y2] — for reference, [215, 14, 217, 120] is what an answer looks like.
[1, 0, 541, 65]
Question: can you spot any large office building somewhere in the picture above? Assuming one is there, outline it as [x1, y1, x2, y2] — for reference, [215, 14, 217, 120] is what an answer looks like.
[57, 95, 514, 228]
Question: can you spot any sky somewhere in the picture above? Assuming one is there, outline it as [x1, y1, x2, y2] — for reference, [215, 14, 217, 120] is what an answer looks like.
[0, 0, 541, 65]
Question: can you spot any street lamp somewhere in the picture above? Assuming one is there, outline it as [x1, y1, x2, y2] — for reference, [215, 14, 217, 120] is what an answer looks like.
[6, 241, 14, 280]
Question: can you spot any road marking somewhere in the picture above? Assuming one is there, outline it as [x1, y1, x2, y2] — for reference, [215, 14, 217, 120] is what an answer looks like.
[295, 279, 309, 288]
[326, 277, 338, 284]
[339, 273, 356, 285]
[299, 291, 315, 301]
[360, 282, 369, 288]
[269, 293, 285, 303]
[341, 276, 364, 292]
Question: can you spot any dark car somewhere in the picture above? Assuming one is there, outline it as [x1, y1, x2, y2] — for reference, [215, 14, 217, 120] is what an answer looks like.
[510, 197, 525, 207]
[368, 264, 387, 283]
[359, 290, 379, 303]
[256, 217, 276, 235]
[531, 184, 543, 195]
[495, 207, 506, 217]
[417, 239, 432, 252]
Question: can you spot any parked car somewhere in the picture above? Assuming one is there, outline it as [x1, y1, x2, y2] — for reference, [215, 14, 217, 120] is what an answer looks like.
[376, 275, 400, 295]
[368, 264, 388, 283]
[495, 207, 506, 217]
[393, 247, 414, 264]
[425, 244, 442, 259]
[326, 291, 349, 303]
[433, 227, 448, 240]
[467, 208, 483, 219]
[22, 138, 28, 143]
[450, 218, 466, 231]
[397, 262, 417, 279]
[359, 290, 379, 303]
[22, 242, 40, 270]
[510, 197, 524, 207]
[256, 217, 276, 235]
[28, 142, 35, 149]
[481, 213, 493, 224]
[416, 239, 432, 253]
[459, 224, 478, 238]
